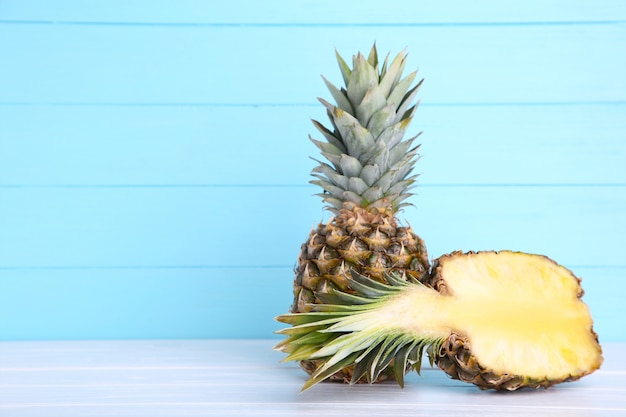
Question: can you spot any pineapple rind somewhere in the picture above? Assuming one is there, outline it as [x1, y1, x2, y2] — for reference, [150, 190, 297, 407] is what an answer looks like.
[292, 206, 429, 312]
[291, 204, 429, 383]
[435, 332, 601, 391]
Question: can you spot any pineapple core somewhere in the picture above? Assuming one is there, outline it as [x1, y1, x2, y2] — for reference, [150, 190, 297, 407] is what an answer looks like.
[387, 252, 600, 379]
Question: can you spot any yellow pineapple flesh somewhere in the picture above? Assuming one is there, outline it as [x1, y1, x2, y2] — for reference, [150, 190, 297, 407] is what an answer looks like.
[428, 251, 602, 390]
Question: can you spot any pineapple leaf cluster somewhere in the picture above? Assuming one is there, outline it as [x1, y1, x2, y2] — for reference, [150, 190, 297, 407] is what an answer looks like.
[311, 45, 423, 213]
[277, 271, 444, 390]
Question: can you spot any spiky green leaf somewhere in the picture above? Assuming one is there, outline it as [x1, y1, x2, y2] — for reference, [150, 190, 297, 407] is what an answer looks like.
[347, 53, 378, 107]
[367, 104, 397, 138]
[361, 186, 384, 204]
[378, 50, 406, 98]
[310, 137, 343, 157]
[356, 85, 387, 127]
[311, 120, 347, 153]
[338, 154, 363, 177]
[367, 43, 379, 69]
[373, 169, 396, 193]
[322, 76, 354, 114]
[395, 80, 423, 122]
[387, 138, 416, 167]
[315, 290, 373, 307]
[387, 72, 418, 108]
[310, 180, 344, 199]
[301, 351, 362, 391]
[311, 162, 349, 189]
[335, 49, 352, 87]
[319, 195, 343, 212]
[332, 107, 375, 160]
[360, 164, 381, 186]
[342, 190, 364, 205]
[348, 177, 369, 195]
[375, 118, 412, 152]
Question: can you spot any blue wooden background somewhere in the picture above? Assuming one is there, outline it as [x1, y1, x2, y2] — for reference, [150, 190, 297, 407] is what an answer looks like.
[0, 1, 625, 341]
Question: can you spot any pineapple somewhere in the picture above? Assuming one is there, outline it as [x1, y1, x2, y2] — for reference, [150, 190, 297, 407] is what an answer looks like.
[291, 45, 430, 383]
[277, 251, 603, 391]
[278, 45, 603, 391]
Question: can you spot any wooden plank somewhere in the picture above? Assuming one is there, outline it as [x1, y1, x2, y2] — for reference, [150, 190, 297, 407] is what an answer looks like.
[0, 340, 284, 368]
[1, 24, 624, 104]
[0, 266, 622, 341]
[0, 104, 317, 187]
[2, 0, 625, 23]
[0, 186, 309, 268]
[417, 186, 626, 267]
[1, 104, 624, 186]
[0, 267, 293, 340]
[1, 0, 624, 346]
[0, 340, 624, 416]
[0, 186, 623, 268]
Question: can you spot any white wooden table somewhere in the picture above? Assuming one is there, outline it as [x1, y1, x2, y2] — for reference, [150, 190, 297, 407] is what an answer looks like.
[0, 340, 624, 416]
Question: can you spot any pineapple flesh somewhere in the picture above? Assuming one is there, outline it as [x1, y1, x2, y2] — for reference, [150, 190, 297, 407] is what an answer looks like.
[292, 45, 430, 383]
[277, 251, 603, 391]
[429, 252, 602, 390]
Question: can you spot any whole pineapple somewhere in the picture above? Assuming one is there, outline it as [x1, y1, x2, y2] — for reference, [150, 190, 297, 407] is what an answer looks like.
[291, 45, 430, 383]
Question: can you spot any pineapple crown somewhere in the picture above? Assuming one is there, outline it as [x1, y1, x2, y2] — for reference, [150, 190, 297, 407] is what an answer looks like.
[310, 44, 423, 215]
[275, 270, 444, 391]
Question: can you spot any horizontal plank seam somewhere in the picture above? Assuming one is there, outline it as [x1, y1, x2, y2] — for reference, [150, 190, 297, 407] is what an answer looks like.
[0, 265, 293, 271]
[4, 382, 624, 390]
[0, 401, 624, 411]
[0, 365, 288, 371]
[1, 184, 625, 189]
[1, 20, 624, 28]
[1, 101, 625, 107]
[0, 265, 623, 271]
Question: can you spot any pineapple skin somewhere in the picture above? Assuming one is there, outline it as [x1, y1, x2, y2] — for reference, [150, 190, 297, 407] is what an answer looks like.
[292, 204, 429, 382]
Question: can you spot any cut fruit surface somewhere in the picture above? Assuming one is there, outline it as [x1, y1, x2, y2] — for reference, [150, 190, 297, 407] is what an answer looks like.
[429, 251, 602, 384]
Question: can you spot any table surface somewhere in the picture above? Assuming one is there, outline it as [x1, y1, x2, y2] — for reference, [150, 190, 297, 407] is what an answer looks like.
[0, 339, 624, 416]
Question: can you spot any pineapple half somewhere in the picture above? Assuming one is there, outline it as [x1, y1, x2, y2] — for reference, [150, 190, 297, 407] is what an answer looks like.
[291, 45, 430, 383]
[277, 251, 603, 391]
